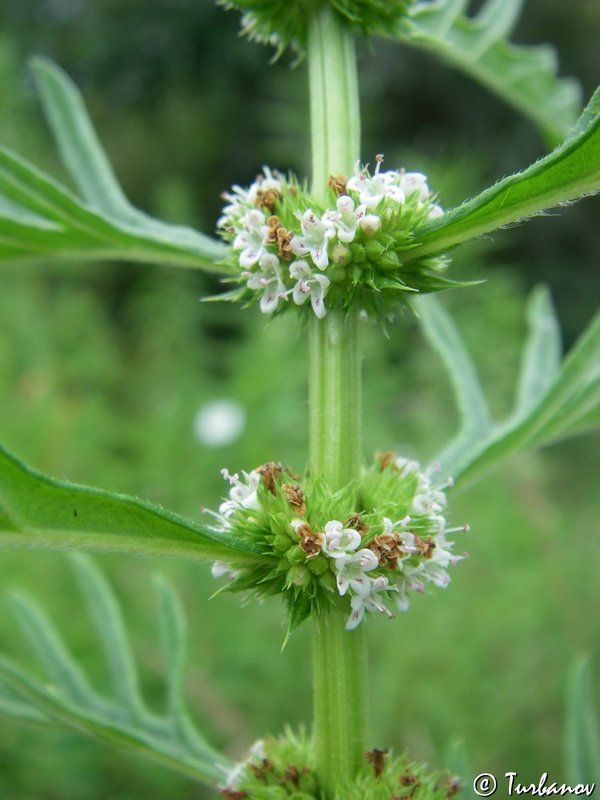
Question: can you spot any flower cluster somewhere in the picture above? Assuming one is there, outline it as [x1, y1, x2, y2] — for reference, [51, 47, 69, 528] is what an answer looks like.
[216, 158, 455, 321]
[206, 454, 468, 633]
[223, 0, 413, 58]
[218, 730, 462, 800]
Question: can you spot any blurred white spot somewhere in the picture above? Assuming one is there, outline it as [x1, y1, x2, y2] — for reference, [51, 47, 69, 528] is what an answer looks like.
[193, 399, 246, 447]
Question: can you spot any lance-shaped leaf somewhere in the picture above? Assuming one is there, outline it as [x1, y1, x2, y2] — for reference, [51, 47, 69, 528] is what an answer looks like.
[0, 58, 229, 272]
[403, 85, 600, 263]
[422, 289, 600, 487]
[393, 0, 581, 147]
[0, 556, 231, 786]
[415, 294, 493, 473]
[564, 656, 600, 786]
[0, 444, 269, 563]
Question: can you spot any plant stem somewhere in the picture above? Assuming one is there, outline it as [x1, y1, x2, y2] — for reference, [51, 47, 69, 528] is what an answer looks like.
[307, 9, 366, 798]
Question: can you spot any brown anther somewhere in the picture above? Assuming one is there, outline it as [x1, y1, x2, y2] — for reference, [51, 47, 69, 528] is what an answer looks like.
[265, 216, 295, 260]
[256, 462, 284, 495]
[364, 748, 388, 780]
[276, 228, 295, 261]
[343, 513, 370, 535]
[283, 765, 301, 789]
[438, 775, 463, 798]
[219, 790, 249, 800]
[265, 215, 281, 244]
[297, 524, 324, 558]
[376, 450, 397, 472]
[327, 173, 348, 194]
[255, 188, 282, 213]
[413, 534, 436, 559]
[248, 762, 266, 781]
[367, 533, 404, 569]
[282, 483, 306, 515]
[399, 770, 420, 787]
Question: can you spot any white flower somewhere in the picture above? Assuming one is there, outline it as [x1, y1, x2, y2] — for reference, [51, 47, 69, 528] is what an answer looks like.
[246, 166, 283, 205]
[233, 209, 268, 268]
[243, 253, 288, 313]
[321, 520, 362, 558]
[217, 184, 251, 227]
[290, 209, 336, 270]
[323, 195, 367, 243]
[335, 549, 379, 596]
[219, 468, 261, 517]
[428, 204, 444, 219]
[411, 489, 446, 516]
[358, 213, 381, 235]
[289, 260, 330, 319]
[346, 575, 395, 630]
[346, 159, 405, 210]
[399, 171, 430, 201]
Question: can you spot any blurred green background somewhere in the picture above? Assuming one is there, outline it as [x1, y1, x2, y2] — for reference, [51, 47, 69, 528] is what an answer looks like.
[0, 1, 599, 798]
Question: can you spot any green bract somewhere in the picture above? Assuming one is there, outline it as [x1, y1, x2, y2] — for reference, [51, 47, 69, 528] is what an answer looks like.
[208, 455, 467, 636]
[222, 0, 413, 56]
[215, 162, 471, 321]
[218, 728, 461, 800]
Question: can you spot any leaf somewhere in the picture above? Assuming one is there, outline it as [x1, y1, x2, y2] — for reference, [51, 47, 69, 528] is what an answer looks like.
[564, 656, 600, 785]
[414, 294, 493, 474]
[443, 738, 477, 800]
[404, 85, 600, 262]
[512, 285, 562, 420]
[0, 59, 229, 273]
[0, 444, 270, 564]
[394, 0, 581, 146]
[31, 57, 141, 222]
[423, 289, 600, 486]
[0, 557, 231, 786]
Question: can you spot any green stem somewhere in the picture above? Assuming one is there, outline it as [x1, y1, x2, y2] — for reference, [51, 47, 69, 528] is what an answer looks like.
[307, 9, 366, 798]
[312, 602, 367, 798]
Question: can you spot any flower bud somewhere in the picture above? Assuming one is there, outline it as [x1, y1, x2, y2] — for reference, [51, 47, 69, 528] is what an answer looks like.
[306, 555, 330, 576]
[287, 564, 312, 588]
[330, 242, 351, 266]
[286, 544, 307, 565]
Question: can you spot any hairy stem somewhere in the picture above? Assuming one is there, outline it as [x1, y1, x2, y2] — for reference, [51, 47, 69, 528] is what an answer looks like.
[307, 9, 366, 797]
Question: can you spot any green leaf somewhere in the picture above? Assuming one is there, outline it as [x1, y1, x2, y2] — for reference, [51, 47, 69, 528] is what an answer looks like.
[0, 59, 229, 272]
[414, 294, 492, 475]
[31, 57, 141, 222]
[423, 290, 600, 486]
[0, 559, 230, 785]
[404, 86, 600, 262]
[512, 285, 562, 420]
[394, 0, 581, 146]
[0, 444, 269, 563]
[564, 656, 600, 785]
[443, 738, 477, 800]
[70, 555, 145, 720]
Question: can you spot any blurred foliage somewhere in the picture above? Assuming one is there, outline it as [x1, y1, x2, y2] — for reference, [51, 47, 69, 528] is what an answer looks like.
[0, 1, 599, 798]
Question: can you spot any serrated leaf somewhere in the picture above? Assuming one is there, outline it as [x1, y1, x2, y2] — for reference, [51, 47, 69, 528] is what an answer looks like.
[414, 294, 493, 477]
[394, 0, 581, 146]
[0, 59, 229, 272]
[0, 444, 269, 564]
[564, 656, 600, 785]
[0, 559, 231, 786]
[404, 85, 600, 263]
[424, 290, 600, 486]
[31, 57, 141, 222]
[512, 285, 562, 419]
[70, 555, 145, 720]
